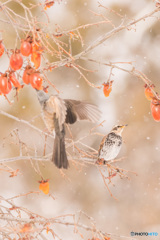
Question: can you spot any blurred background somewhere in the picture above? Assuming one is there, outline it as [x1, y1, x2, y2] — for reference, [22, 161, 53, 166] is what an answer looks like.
[0, 0, 160, 239]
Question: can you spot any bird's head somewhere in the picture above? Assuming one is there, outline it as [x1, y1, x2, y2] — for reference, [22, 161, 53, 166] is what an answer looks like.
[36, 89, 49, 105]
[112, 124, 128, 135]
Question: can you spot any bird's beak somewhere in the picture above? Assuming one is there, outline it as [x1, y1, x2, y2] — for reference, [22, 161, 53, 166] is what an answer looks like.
[121, 124, 128, 128]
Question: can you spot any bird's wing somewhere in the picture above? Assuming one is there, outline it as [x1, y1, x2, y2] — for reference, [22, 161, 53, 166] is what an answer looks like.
[46, 95, 67, 131]
[64, 99, 101, 124]
[98, 135, 106, 156]
[64, 100, 77, 124]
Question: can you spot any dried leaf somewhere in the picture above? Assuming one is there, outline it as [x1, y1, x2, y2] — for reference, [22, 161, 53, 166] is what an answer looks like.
[69, 31, 79, 40]
[9, 169, 19, 177]
[19, 223, 32, 233]
[44, 1, 55, 10]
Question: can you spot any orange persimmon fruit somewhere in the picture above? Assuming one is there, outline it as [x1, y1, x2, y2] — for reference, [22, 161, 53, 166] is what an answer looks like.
[103, 81, 113, 97]
[20, 40, 32, 56]
[10, 50, 23, 71]
[0, 41, 4, 57]
[39, 179, 49, 194]
[151, 98, 160, 122]
[30, 72, 43, 90]
[0, 74, 12, 95]
[9, 72, 23, 91]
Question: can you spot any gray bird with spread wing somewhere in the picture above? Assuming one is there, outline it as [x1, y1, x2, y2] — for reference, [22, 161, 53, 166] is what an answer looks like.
[37, 90, 101, 169]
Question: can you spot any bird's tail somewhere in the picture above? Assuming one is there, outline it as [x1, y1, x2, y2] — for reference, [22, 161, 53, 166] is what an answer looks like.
[52, 134, 69, 169]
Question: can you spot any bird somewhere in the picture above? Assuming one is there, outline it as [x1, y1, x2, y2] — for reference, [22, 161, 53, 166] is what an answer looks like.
[97, 125, 127, 164]
[36, 90, 101, 169]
